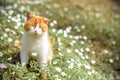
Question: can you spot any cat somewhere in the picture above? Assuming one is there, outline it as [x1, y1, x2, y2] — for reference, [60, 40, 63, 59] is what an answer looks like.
[20, 12, 52, 70]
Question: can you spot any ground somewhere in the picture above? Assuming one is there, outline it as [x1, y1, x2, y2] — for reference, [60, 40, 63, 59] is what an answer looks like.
[0, 0, 120, 80]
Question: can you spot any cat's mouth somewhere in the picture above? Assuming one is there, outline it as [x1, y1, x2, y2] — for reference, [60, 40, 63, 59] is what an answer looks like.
[33, 33, 39, 36]
[32, 32, 42, 36]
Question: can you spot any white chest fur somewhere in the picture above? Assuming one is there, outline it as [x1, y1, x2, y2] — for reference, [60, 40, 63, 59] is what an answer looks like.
[20, 32, 50, 67]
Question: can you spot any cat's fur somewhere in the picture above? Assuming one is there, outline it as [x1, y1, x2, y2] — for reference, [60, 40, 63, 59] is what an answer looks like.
[20, 12, 52, 69]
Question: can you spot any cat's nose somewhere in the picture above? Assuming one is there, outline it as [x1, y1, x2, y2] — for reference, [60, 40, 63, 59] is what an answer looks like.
[35, 30, 37, 34]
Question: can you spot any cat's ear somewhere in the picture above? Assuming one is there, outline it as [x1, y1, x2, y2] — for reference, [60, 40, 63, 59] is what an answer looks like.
[44, 18, 50, 24]
[27, 12, 33, 20]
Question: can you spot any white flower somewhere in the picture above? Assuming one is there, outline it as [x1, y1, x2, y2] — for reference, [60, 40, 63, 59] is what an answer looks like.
[74, 36, 79, 40]
[83, 36, 87, 40]
[11, 30, 16, 35]
[95, 13, 101, 18]
[6, 5, 12, 10]
[85, 55, 89, 59]
[53, 4, 60, 8]
[85, 47, 90, 52]
[55, 67, 62, 72]
[81, 56, 85, 60]
[57, 29, 63, 34]
[64, 7, 68, 12]
[55, 78, 61, 80]
[0, 63, 7, 69]
[50, 22, 54, 27]
[75, 49, 79, 53]
[66, 49, 71, 54]
[0, 37, 3, 40]
[8, 38, 13, 42]
[79, 35, 82, 39]
[69, 35, 73, 39]
[112, 41, 116, 45]
[5, 28, 10, 32]
[20, 31, 24, 34]
[14, 26, 19, 29]
[91, 60, 96, 64]
[77, 63, 82, 67]
[65, 26, 72, 33]
[54, 75, 59, 77]
[77, 28, 81, 32]
[7, 57, 12, 61]
[72, 40, 76, 44]
[66, 60, 70, 64]
[91, 69, 95, 74]
[69, 40, 76, 46]
[0, 9, 6, 14]
[85, 65, 91, 70]
[80, 48, 84, 52]
[53, 20, 57, 24]
[69, 42, 74, 46]
[17, 22, 21, 27]
[52, 28, 56, 33]
[81, 25, 86, 29]
[75, 26, 79, 29]
[61, 72, 67, 76]
[78, 52, 83, 57]
[80, 41, 85, 45]
[91, 51, 95, 54]
[114, 14, 120, 19]
[0, 52, 3, 57]
[104, 49, 109, 54]
[63, 32, 68, 37]
[116, 76, 120, 80]
[57, 38, 61, 42]
[13, 3, 18, 8]
[68, 63, 74, 69]
[53, 61, 58, 65]
[116, 56, 119, 60]
[88, 71, 92, 76]
[8, 10, 14, 15]
[58, 52, 63, 56]
[3, 33, 8, 37]
[70, 59, 75, 62]
[58, 42, 62, 46]
[11, 17, 16, 22]
[109, 59, 114, 63]
[19, 6, 26, 12]
[46, 5, 51, 9]
[76, 14, 80, 19]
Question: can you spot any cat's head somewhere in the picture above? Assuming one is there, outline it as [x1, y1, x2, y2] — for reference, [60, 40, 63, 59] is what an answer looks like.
[24, 12, 50, 36]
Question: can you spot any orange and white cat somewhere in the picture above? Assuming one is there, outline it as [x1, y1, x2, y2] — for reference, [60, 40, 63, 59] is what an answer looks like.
[20, 12, 52, 69]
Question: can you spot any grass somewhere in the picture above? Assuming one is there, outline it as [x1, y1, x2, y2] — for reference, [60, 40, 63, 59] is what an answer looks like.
[0, 0, 120, 80]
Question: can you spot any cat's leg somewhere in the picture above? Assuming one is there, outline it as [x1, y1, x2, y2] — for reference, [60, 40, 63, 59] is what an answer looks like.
[37, 53, 47, 70]
[47, 48, 53, 65]
[20, 51, 29, 67]
[47, 53, 52, 65]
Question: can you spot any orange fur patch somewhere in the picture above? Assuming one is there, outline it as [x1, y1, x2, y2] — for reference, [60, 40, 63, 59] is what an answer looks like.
[24, 15, 49, 32]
